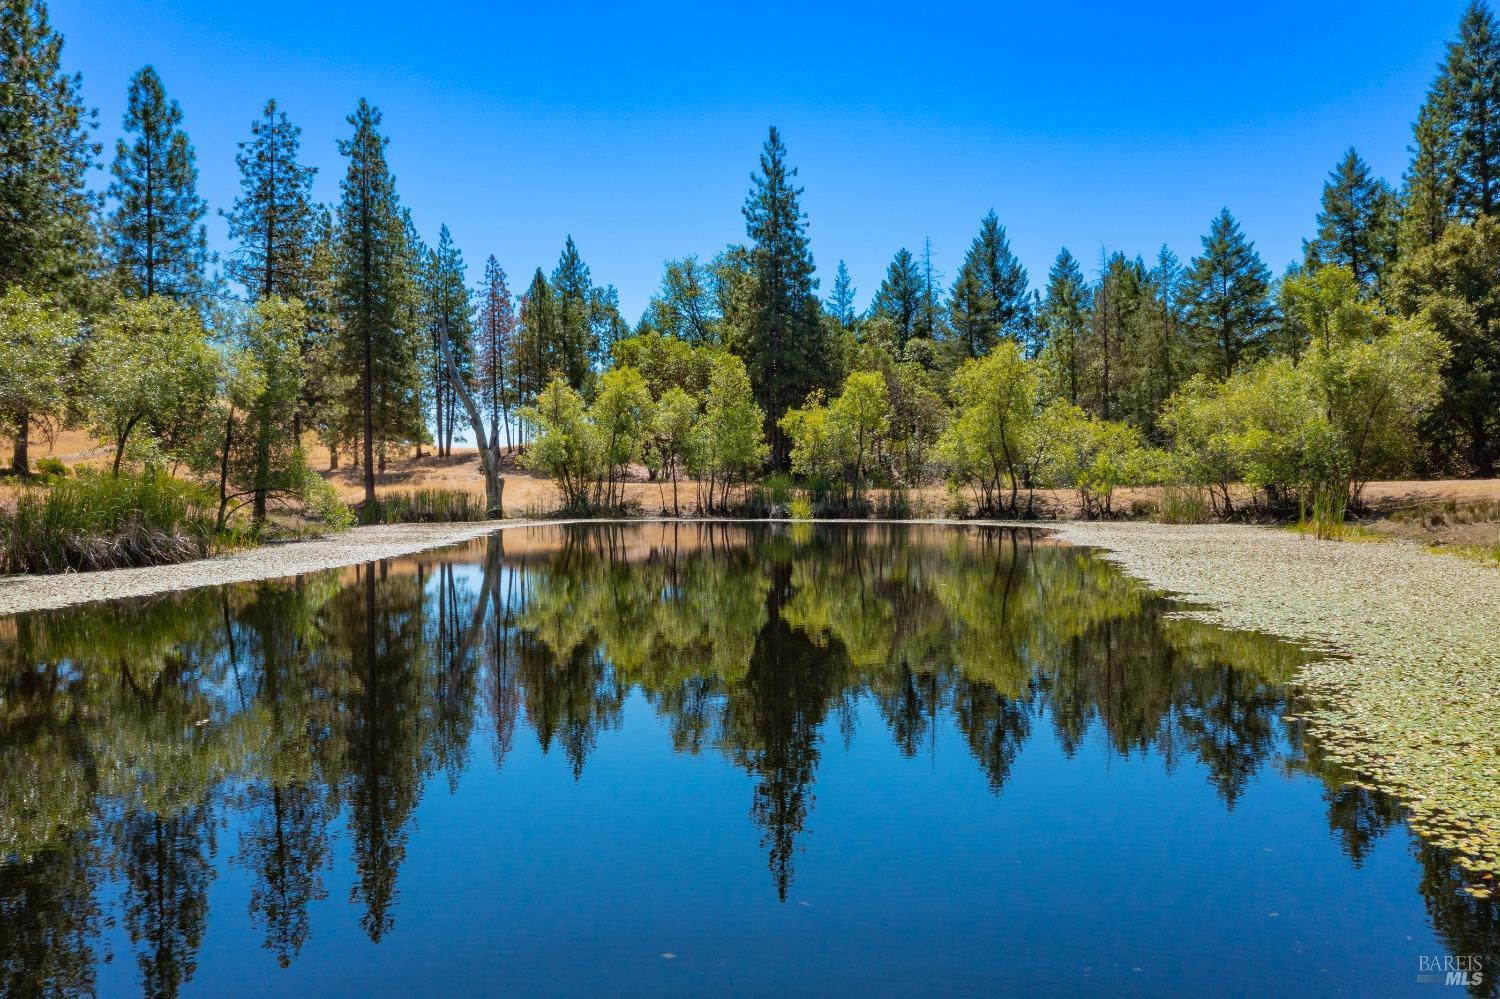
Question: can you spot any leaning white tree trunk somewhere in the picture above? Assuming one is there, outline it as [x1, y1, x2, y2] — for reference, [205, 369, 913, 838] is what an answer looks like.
[437, 316, 505, 518]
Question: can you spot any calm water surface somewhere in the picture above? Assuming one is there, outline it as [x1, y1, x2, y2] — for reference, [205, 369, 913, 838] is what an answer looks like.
[1, 523, 1496, 997]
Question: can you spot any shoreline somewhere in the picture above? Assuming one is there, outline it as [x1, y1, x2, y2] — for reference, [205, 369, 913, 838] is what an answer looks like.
[3, 515, 1498, 886]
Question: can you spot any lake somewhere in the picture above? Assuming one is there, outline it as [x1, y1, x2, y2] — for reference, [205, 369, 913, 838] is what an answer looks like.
[1, 523, 1495, 996]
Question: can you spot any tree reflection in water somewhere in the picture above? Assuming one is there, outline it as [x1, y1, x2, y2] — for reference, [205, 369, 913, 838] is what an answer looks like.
[0, 523, 1494, 995]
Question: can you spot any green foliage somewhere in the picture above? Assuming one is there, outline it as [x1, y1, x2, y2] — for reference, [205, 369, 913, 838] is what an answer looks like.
[0, 288, 77, 474]
[1388, 215, 1500, 476]
[520, 376, 597, 511]
[362, 488, 485, 524]
[649, 386, 698, 516]
[689, 353, 768, 510]
[0, 0, 100, 305]
[1183, 208, 1274, 379]
[226, 99, 318, 300]
[1163, 270, 1448, 513]
[1306, 148, 1396, 294]
[949, 210, 1033, 359]
[740, 126, 832, 467]
[0, 468, 222, 573]
[589, 365, 653, 508]
[84, 296, 219, 474]
[1039, 403, 1153, 518]
[32, 456, 68, 481]
[106, 65, 210, 305]
[938, 342, 1040, 515]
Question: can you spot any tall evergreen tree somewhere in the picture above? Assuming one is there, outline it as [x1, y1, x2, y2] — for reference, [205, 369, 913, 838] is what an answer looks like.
[333, 99, 418, 514]
[106, 66, 209, 304]
[476, 255, 516, 452]
[974, 211, 1032, 347]
[916, 237, 946, 342]
[1036, 249, 1090, 405]
[0, 0, 99, 302]
[1183, 208, 1274, 379]
[225, 99, 317, 300]
[740, 126, 830, 467]
[948, 253, 997, 364]
[550, 236, 597, 390]
[515, 268, 557, 427]
[826, 259, 856, 330]
[421, 225, 473, 456]
[870, 248, 923, 349]
[1402, 2, 1500, 248]
[1307, 148, 1396, 293]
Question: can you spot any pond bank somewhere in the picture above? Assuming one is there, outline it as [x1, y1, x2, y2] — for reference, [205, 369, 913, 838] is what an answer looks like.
[1048, 520, 1500, 892]
[0, 521, 513, 613]
[3, 515, 1496, 888]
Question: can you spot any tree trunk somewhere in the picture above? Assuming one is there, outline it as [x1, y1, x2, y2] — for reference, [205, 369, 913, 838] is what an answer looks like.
[11, 408, 28, 477]
[438, 316, 504, 517]
[217, 409, 235, 531]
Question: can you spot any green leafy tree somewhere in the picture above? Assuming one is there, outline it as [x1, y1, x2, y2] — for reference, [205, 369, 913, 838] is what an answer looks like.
[642, 257, 721, 345]
[225, 99, 317, 301]
[0, 288, 77, 475]
[588, 366, 653, 508]
[937, 341, 1039, 515]
[1183, 208, 1274, 379]
[649, 386, 698, 515]
[520, 375, 595, 510]
[1039, 404, 1151, 518]
[0, 0, 100, 304]
[106, 66, 210, 305]
[740, 126, 831, 467]
[215, 298, 317, 526]
[1306, 148, 1396, 294]
[333, 100, 419, 514]
[84, 296, 219, 474]
[689, 353, 768, 509]
[1388, 216, 1500, 475]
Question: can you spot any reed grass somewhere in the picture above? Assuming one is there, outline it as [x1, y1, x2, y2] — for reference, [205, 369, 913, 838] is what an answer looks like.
[1, 469, 224, 574]
[361, 488, 489, 524]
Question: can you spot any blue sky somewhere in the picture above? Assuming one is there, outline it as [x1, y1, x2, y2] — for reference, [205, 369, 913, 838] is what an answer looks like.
[56, 1, 1466, 320]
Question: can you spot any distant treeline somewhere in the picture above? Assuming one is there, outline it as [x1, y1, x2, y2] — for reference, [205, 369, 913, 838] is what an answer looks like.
[0, 1, 1496, 524]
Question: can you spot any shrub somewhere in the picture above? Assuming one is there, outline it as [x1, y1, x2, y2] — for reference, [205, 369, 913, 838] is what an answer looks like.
[33, 457, 69, 481]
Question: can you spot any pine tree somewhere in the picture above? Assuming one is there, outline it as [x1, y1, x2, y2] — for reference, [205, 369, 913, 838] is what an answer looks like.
[516, 268, 557, 428]
[225, 99, 317, 300]
[1035, 249, 1090, 405]
[973, 210, 1033, 347]
[916, 237, 946, 343]
[740, 126, 830, 467]
[421, 225, 472, 456]
[826, 259, 856, 330]
[476, 255, 516, 452]
[0, 0, 99, 302]
[1183, 208, 1274, 379]
[550, 236, 596, 390]
[106, 66, 210, 304]
[870, 248, 923, 349]
[1307, 148, 1396, 294]
[333, 100, 418, 514]
[1401, 2, 1500, 249]
[948, 253, 996, 365]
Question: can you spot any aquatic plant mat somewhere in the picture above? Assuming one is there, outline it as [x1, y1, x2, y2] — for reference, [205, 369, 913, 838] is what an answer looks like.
[1051, 520, 1500, 896]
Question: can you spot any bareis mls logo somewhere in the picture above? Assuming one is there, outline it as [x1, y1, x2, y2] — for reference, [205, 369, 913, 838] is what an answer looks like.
[1417, 955, 1484, 987]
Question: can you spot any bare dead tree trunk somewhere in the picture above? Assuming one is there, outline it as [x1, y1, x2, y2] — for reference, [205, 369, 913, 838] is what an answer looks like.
[438, 316, 504, 517]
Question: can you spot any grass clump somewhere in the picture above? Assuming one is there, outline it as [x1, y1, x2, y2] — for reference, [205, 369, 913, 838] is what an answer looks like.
[361, 488, 489, 524]
[1157, 485, 1213, 524]
[1, 469, 225, 573]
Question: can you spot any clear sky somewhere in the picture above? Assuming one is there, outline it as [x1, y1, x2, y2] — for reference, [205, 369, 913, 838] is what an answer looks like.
[55, 0, 1468, 321]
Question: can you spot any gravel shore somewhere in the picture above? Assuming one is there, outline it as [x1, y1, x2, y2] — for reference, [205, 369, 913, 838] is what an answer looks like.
[1049, 521, 1500, 890]
[0, 521, 515, 614]
[4, 516, 1497, 886]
